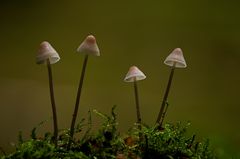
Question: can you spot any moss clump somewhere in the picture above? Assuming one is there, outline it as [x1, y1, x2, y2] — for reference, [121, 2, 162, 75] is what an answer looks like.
[1, 106, 216, 159]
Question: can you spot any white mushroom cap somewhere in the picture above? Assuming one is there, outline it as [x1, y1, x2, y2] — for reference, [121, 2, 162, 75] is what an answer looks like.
[124, 66, 146, 82]
[77, 35, 100, 56]
[36, 41, 60, 64]
[164, 48, 187, 68]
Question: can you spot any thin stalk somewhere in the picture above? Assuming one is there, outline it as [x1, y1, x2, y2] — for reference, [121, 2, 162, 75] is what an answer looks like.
[134, 79, 141, 128]
[159, 102, 169, 126]
[47, 59, 58, 146]
[68, 54, 89, 147]
[156, 66, 175, 125]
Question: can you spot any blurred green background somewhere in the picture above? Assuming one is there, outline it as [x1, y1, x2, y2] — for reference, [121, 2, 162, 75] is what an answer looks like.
[0, 0, 240, 157]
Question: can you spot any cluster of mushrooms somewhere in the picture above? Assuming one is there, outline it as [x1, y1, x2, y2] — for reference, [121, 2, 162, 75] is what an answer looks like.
[36, 35, 187, 147]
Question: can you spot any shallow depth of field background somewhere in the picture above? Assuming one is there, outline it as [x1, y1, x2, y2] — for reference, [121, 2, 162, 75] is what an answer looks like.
[0, 0, 239, 156]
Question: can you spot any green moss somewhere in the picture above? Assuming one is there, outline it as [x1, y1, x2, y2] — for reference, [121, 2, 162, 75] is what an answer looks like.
[1, 106, 217, 159]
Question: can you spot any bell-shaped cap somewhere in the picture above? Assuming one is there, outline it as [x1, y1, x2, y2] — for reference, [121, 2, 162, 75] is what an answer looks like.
[124, 66, 146, 82]
[36, 41, 60, 64]
[77, 35, 100, 56]
[164, 48, 187, 68]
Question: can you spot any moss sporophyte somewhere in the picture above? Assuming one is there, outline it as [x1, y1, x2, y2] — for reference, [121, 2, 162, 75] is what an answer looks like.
[0, 36, 217, 159]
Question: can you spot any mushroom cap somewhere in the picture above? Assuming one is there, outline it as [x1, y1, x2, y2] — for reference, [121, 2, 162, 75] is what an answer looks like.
[124, 66, 146, 82]
[77, 35, 100, 56]
[36, 41, 60, 64]
[164, 48, 187, 68]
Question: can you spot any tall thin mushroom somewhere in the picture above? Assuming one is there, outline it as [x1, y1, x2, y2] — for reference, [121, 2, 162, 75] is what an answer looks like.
[36, 41, 60, 146]
[124, 66, 146, 128]
[156, 48, 187, 126]
[68, 35, 100, 147]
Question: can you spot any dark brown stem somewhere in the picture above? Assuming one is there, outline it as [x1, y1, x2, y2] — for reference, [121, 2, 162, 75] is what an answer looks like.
[134, 79, 141, 128]
[159, 102, 169, 126]
[47, 59, 58, 146]
[156, 66, 175, 125]
[68, 54, 89, 148]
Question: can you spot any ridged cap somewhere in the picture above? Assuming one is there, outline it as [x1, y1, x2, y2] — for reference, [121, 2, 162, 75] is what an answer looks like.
[164, 48, 187, 68]
[124, 66, 146, 82]
[36, 41, 60, 64]
[77, 35, 100, 56]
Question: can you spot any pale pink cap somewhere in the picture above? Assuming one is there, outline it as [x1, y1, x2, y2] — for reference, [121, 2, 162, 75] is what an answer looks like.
[77, 35, 100, 56]
[164, 48, 187, 68]
[124, 66, 146, 82]
[36, 41, 60, 64]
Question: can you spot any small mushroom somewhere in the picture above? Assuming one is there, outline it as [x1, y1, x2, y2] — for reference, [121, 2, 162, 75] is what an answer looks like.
[124, 66, 146, 128]
[77, 35, 100, 56]
[156, 48, 187, 126]
[68, 35, 100, 146]
[36, 41, 60, 65]
[164, 48, 187, 68]
[36, 41, 60, 146]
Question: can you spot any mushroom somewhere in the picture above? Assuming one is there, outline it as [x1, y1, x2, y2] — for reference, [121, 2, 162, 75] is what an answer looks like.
[36, 41, 60, 146]
[156, 48, 187, 126]
[124, 66, 146, 128]
[68, 35, 100, 145]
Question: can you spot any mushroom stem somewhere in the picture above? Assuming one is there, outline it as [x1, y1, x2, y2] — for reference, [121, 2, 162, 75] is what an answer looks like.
[47, 59, 58, 146]
[133, 78, 141, 128]
[69, 54, 89, 147]
[156, 66, 175, 125]
[159, 102, 169, 126]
